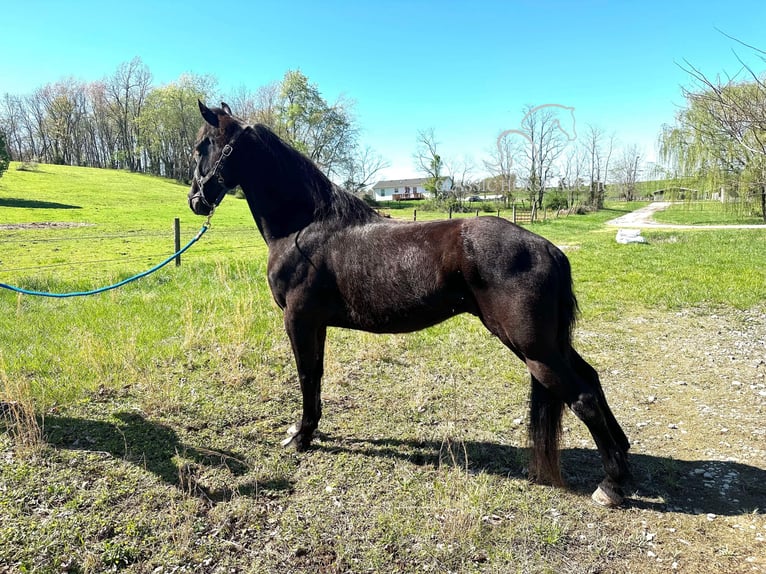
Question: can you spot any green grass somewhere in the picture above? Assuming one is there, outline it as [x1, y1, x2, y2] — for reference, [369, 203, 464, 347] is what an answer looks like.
[652, 200, 765, 226]
[2, 164, 766, 573]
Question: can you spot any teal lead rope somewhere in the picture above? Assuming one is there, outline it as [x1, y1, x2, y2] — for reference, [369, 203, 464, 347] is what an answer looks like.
[0, 223, 209, 298]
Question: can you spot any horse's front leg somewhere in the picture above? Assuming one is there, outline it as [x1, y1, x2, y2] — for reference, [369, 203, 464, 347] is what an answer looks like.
[281, 311, 327, 451]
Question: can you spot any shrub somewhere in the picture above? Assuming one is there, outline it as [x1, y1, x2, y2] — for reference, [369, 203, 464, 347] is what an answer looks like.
[543, 191, 568, 211]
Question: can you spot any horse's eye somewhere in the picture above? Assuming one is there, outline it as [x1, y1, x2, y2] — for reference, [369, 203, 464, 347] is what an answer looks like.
[195, 138, 210, 154]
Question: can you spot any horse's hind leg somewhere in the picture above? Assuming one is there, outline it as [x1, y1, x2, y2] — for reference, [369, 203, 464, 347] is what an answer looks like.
[525, 355, 630, 507]
[570, 349, 630, 454]
[282, 312, 327, 451]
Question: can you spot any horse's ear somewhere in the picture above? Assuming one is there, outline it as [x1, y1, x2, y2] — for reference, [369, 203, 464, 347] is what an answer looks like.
[198, 100, 219, 128]
[221, 102, 233, 116]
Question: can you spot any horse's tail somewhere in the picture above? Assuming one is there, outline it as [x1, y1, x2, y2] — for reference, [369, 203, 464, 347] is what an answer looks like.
[529, 377, 565, 486]
[528, 246, 578, 486]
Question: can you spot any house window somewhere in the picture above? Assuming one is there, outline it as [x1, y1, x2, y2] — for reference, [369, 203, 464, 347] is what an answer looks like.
[405, 186, 410, 193]
[394, 188, 399, 193]
[378, 189, 384, 196]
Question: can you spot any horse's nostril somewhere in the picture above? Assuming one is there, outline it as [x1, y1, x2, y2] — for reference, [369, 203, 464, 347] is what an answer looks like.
[189, 196, 209, 216]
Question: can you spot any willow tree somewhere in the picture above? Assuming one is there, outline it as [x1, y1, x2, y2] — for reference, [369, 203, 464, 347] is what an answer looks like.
[661, 47, 766, 220]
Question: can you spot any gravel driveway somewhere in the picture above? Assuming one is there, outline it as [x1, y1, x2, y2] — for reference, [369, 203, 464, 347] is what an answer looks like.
[606, 202, 766, 229]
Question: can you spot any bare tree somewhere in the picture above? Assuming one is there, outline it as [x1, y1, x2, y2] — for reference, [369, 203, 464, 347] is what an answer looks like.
[485, 130, 524, 203]
[517, 105, 569, 211]
[446, 155, 476, 203]
[582, 124, 615, 208]
[0, 94, 26, 159]
[341, 145, 389, 195]
[612, 144, 642, 201]
[560, 145, 588, 207]
[414, 128, 446, 199]
[104, 57, 152, 171]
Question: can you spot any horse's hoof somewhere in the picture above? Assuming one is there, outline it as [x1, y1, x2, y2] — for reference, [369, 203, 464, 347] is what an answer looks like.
[591, 485, 623, 508]
[281, 423, 313, 451]
[280, 434, 297, 448]
[280, 423, 300, 447]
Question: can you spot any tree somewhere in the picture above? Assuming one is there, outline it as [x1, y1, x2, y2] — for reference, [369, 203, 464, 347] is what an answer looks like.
[516, 104, 570, 212]
[446, 155, 475, 204]
[341, 145, 388, 195]
[612, 144, 642, 201]
[139, 73, 216, 181]
[104, 57, 152, 171]
[486, 130, 524, 205]
[0, 64, 381, 187]
[274, 70, 358, 181]
[0, 132, 10, 178]
[582, 124, 615, 208]
[414, 128, 446, 200]
[559, 145, 587, 207]
[661, 39, 766, 220]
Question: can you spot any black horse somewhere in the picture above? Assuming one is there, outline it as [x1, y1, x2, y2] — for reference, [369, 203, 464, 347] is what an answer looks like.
[188, 102, 631, 507]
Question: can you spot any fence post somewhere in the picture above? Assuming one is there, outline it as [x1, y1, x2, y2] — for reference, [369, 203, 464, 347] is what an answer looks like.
[174, 218, 181, 267]
[512, 204, 517, 224]
[413, 209, 417, 221]
[449, 206, 453, 219]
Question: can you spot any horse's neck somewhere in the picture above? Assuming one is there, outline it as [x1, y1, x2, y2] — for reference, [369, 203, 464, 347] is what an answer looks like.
[241, 181, 317, 244]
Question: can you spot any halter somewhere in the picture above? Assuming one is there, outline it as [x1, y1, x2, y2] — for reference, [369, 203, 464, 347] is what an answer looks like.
[191, 126, 249, 212]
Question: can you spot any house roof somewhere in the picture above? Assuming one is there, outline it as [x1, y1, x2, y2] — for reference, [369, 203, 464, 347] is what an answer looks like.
[372, 176, 454, 190]
[372, 177, 430, 190]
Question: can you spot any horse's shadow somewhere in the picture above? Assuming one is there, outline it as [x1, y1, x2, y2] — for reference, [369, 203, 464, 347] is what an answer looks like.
[316, 436, 766, 517]
[41, 416, 765, 515]
[42, 412, 289, 502]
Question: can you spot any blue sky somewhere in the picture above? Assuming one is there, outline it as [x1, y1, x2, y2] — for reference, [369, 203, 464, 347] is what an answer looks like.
[2, 0, 765, 180]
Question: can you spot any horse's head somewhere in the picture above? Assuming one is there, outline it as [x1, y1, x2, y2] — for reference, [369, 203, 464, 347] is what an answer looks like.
[188, 101, 247, 216]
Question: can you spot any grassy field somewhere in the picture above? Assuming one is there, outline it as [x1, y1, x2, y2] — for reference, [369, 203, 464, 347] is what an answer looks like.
[652, 201, 765, 226]
[1, 164, 765, 573]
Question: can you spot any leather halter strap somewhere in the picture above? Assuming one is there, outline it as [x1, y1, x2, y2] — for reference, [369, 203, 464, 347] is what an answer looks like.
[192, 126, 249, 210]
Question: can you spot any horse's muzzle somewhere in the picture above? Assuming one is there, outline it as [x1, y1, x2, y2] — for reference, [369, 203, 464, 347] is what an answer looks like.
[188, 189, 212, 216]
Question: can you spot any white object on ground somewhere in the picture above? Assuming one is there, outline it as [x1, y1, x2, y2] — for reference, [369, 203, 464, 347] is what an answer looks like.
[616, 229, 647, 244]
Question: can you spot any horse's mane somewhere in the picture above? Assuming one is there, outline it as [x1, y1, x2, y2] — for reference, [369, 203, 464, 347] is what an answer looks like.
[249, 124, 381, 226]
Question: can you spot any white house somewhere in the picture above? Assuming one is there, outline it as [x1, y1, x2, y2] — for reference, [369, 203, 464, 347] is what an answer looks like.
[371, 177, 453, 202]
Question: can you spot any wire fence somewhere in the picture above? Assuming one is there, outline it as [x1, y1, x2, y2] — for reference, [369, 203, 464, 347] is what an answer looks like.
[0, 222, 264, 283]
[0, 207, 574, 285]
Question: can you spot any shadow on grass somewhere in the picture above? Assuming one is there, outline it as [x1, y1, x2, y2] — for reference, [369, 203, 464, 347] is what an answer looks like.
[317, 437, 766, 517]
[42, 412, 289, 502]
[0, 197, 81, 209]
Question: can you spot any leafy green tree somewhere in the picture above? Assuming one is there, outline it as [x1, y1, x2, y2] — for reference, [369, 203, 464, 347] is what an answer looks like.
[138, 73, 216, 181]
[275, 70, 357, 181]
[662, 42, 766, 220]
[0, 132, 10, 178]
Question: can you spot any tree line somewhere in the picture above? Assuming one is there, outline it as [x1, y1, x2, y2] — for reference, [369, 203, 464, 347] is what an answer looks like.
[0, 55, 647, 210]
[3, 44, 764, 220]
[0, 58, 386, 190]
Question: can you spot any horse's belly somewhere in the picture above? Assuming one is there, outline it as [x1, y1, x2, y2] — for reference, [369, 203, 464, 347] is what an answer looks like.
[332, 271, 474, 333]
